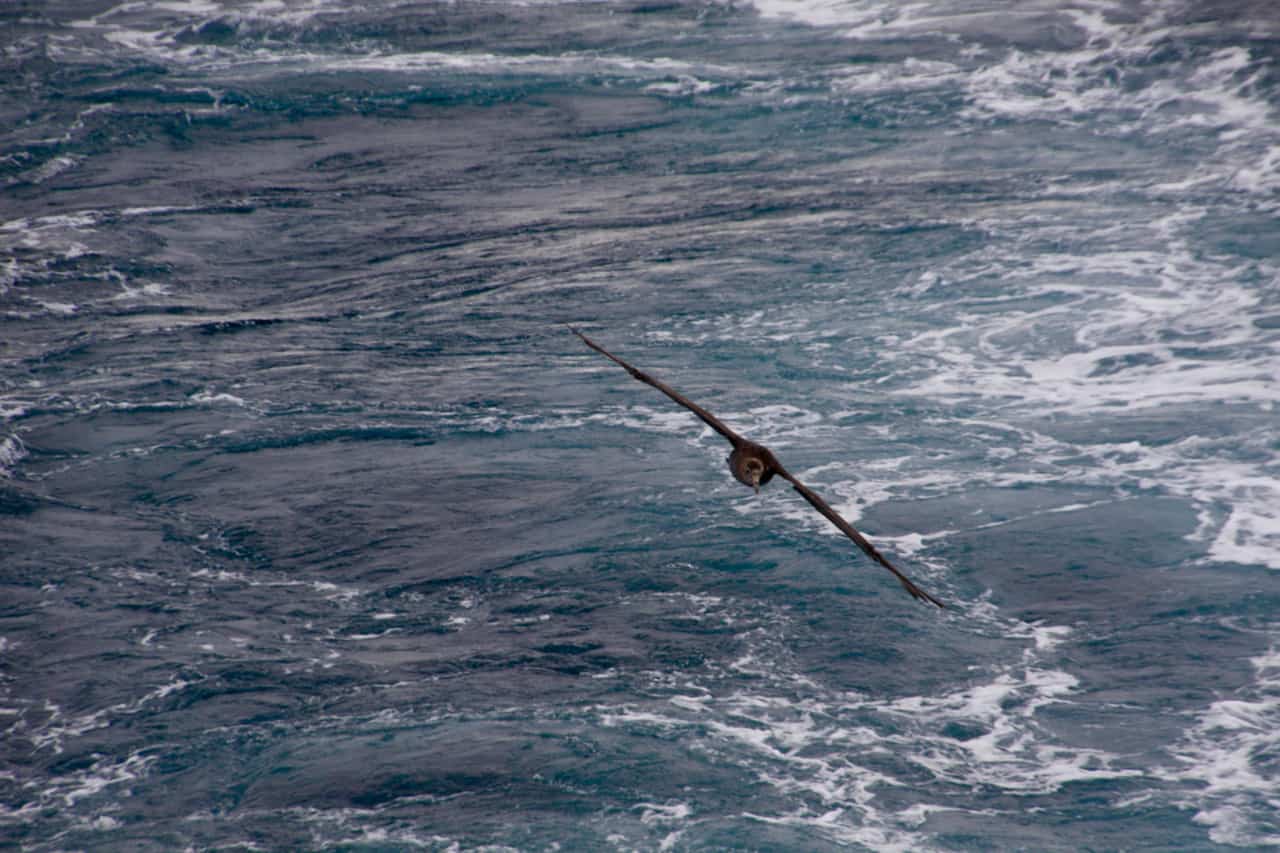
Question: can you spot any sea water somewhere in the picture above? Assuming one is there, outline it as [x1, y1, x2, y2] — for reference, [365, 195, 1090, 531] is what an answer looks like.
[2, 1, 1278, 849]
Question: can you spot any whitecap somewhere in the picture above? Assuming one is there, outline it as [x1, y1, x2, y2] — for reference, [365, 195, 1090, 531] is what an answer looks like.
[0, 210, 100, 236]
[61, 751, 158, 808]
[0, 435, 27, 478]
[23, 154, 84, 185]
[347, 629, 401, 640]
[831, 57, 963, 96]
[87, 815, 122, 831]
[33, 300, 79, 315]
[1163, 647, 1280, 847]
[645, 76, 720, 97]
[637, 800, 692, 822]
[189, 389, 248, 407]
[112, 281, 172, 301]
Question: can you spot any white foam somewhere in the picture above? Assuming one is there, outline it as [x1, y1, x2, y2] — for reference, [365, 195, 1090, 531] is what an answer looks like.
[62, 751, 157, 807]
[33, 300, 79, 315]
[738, 1, 1279, 202]
[24, 676, 197, 756]
[747, 0, 916, 31]
[1, 210, 99, 237]
[189, 389, 247, 407]
[889, 665, 1141, 794]
[191, 803, 449, 850]
[328, 49, 737, 80]
[1229, 144, 1280, 194]
[1042, 439, 1280, 571]
[0, 399, 30, 421]
[1164, 647, 1280, 847]
[190, 567, 362, 601]
[61, 1, 745, 85]
[592, 614, 1116, 848]
[348, 629, 401, 640]
[874, 191, 1280, 570]
[1205, 480, 1280, 570]
[831, 57, 962, 96]
[87, 815, 122, 830]
[120, 204, 200, 216]
[645, 75, 719, 97]
[637, 801, 692, 823]
[113, 281, 172, 300]
[24, 154, 84, 185]
[0, 435, 26, 479]
[967, 12, 1276, 197]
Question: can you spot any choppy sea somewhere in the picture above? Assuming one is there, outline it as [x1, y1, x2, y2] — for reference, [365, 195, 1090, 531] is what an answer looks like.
[3, 0, 1279, 850]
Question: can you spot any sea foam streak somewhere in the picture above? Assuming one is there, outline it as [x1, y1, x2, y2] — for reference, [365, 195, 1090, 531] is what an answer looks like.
[596, 599, 1124, 849]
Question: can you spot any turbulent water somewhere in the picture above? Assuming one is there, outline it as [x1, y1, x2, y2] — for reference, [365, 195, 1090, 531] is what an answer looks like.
[3, 0, 1279, 850]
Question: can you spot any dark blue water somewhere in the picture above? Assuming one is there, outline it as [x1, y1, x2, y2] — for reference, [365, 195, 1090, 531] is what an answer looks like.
[3, 1, 1279, 849]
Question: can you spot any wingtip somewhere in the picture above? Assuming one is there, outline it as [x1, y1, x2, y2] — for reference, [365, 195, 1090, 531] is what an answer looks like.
[919, 587, 947, 609]
[902, 577, 945, 609]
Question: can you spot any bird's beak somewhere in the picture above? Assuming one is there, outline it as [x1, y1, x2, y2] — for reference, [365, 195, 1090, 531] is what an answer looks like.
[751, 474, 761, 495]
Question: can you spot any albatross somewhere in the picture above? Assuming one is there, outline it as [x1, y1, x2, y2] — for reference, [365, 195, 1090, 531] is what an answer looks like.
[571, 326, 944, 608]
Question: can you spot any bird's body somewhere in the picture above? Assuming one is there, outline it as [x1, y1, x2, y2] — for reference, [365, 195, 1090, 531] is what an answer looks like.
[570, 326, 944, 608]
[727, 441, 777, 492]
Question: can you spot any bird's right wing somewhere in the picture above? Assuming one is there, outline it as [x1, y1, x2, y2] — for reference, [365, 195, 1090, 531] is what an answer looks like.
[775, 465, 945, 608]
[570, 326, 745, 448]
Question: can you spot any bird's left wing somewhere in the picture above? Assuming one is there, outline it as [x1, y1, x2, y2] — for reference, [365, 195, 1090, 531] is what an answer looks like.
[570, 326, 746, 448]
[774, 464, 945, 608]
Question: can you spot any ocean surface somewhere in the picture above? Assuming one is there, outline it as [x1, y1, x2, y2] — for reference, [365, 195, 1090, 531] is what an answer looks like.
[2, 0, 1279, 850]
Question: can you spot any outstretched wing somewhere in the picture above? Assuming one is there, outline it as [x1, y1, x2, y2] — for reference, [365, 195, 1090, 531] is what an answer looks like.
[570, 325, 942, 608]
[773, 463, 945, 608]
[570, 326, 745, 448]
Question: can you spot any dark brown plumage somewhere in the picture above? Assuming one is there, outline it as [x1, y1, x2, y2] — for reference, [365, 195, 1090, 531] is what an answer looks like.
[571, 326, 944, 608]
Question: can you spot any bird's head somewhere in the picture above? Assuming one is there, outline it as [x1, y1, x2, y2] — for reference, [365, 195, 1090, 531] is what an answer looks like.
[744, 457, 765, 494]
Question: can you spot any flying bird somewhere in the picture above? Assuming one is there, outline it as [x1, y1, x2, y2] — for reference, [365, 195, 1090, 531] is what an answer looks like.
[570, 327, 944, 608]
